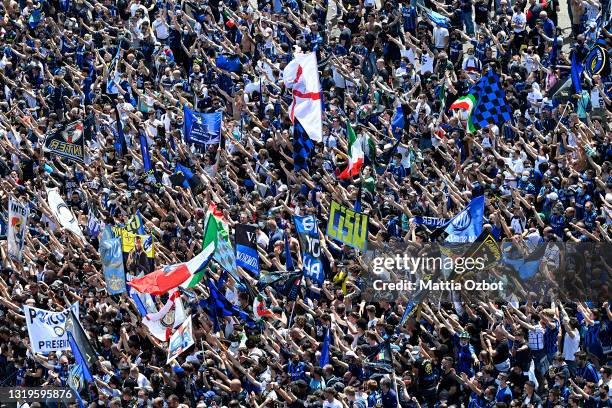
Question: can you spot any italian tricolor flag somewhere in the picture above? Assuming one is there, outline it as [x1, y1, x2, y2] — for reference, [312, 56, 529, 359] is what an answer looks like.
[182, 204, 230, 288]
[339, 121, 365, 179]
[128, 204, 225, 294]
[449, 95, 477, 133]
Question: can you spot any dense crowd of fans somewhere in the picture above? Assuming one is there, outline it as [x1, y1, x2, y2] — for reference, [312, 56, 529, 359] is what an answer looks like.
[0, 0, 610, 406]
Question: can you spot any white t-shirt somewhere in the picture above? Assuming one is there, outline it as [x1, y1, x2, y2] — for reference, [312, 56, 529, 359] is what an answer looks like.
[562, 329, 580, 361]
[152, 18, 169, 40]
[323, 399, 343, 408]
[400, 48, 416, 64]
[591, 88, 603, 108]
[420, 53, 434, 74]
[433, 26, 449, 48]
[512, 12, 526, 32]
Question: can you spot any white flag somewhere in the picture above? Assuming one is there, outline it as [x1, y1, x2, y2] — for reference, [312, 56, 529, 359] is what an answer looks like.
[24, 303, 80, 353]
[47, 188, 84, 239]
[283, 52, 323, 142]
[142, 289, 186, 341]
[8, 198, 29, 261]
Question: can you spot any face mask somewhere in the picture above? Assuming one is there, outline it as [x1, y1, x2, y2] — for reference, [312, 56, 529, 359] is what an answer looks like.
[521, 176, 528, 182]
[495, 379, 501, 385]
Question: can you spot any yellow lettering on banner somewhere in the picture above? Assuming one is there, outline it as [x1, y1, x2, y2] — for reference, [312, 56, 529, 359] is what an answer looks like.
[326, 201, 340, 239]
[326, 201, 368, 250]
[353, 213, 368, 250]
[344, 209, 354, 243]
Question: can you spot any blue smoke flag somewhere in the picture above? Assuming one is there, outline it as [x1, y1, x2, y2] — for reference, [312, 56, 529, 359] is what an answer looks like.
[202, 279, 255, 332]
[183, 104, 222, 145]
[571, 51, 583, 94]
[293, 120, 313, 172]
[139, 129, 152, 172]
[391, 106, 405, 140]
[444, 195, 485, 243]
[424, 7, 450, 28]
[320, 327, 331, 367]
[28, 8, 42, 29]
[284, 231, 294, 271]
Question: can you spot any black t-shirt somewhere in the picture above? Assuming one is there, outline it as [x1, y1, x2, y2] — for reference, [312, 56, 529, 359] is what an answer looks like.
[492, 339, 510, 364]
[515, 346, 532, 371]
[20, 157, 35, 182]
[438, 370, 461, 403]
[416, 359, 438, 391]
[474, 1, 489, 23]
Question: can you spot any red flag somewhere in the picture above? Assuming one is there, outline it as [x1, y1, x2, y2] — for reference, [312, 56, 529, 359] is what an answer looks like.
[128, 264, 191, 296]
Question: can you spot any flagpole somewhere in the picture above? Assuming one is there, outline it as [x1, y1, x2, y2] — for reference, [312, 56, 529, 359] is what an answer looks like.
[553, 102, 570, 133]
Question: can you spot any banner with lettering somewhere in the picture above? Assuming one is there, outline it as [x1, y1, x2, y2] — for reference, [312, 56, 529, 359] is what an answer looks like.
[294, 215, 324, 285]
[43, 121, 85, 163]
[235, 224, 260, 277]
[24, 302, 80, 353]
[326, 201, 369, 250]
[8, 198, 29, 261]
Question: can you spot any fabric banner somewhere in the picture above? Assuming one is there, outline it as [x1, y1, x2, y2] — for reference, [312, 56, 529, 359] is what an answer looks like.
[585, 39, 610, 78]
[65, 309, 97, 381]
[8, 198, 29, 261]
[100, 226, 126, 295]
[283, 53, 323, 142]
[111, 226, 154, 258]
[213, 231, 238, 276]
[125, 210, 145, 235]
[235, 224, 260, 277]
[167, 315, 195, 363]
[183, 105, 222, 145]
[444, 195, 485, 243]
[143, 289, 186, 341]
[294, 215, 324, 285]
[47, 187, 85, 239]
[326, 201, 369, 251]
[411, 216, 449, 228]
[43, 121, 85, 163]
[24, 302, 80, 353]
